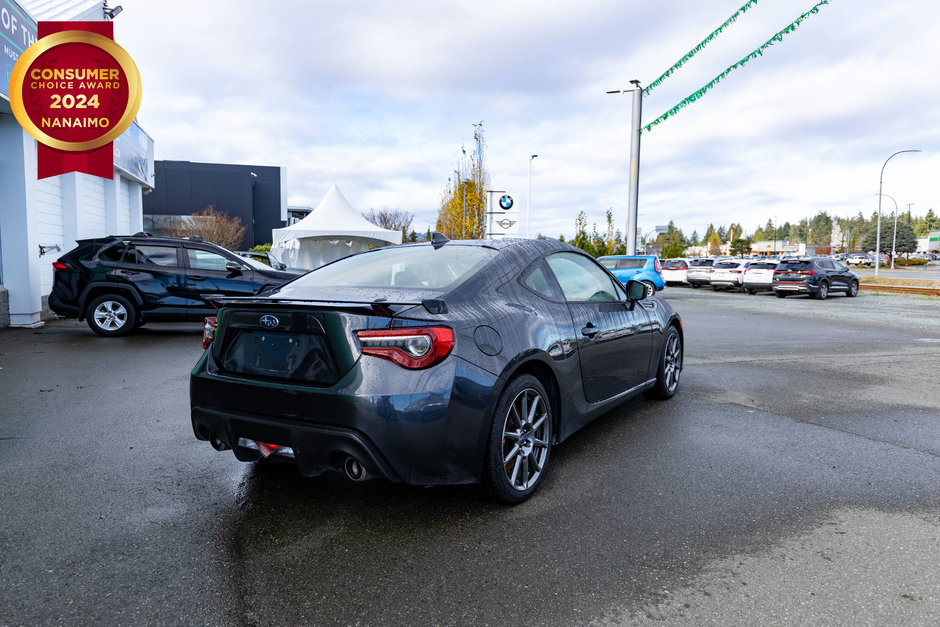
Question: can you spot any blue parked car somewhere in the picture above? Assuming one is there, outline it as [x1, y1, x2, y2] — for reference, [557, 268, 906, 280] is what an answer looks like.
[597, 255, 665, 294]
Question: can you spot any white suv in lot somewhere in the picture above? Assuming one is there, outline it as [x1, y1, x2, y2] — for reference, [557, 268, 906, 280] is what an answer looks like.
[661, 259, 690, 286]
[742, 259, 779, 294]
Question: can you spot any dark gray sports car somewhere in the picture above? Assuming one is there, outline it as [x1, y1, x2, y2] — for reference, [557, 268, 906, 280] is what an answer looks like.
[191, 236, 683, 503]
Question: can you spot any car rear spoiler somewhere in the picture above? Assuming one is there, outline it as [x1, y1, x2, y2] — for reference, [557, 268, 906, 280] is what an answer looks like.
[199, 294, 448, 316]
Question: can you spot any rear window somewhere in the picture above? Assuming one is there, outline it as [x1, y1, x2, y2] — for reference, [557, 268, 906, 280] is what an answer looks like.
[663, 260, 688, 269]
[777, 260, 812, 270]
[747, 262, 777, 270]
[277, 244, 496, 293]
[599, 258, 646, 269]
[689, 259, 714, 267]
[714, 261, 740, 269]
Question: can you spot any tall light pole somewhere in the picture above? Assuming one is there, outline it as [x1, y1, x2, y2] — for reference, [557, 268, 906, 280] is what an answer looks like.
[607, 79, 643, 254]
[526, 155, 538, 238]
[876, 192, 900, 270]
[875, 149, 920, 275]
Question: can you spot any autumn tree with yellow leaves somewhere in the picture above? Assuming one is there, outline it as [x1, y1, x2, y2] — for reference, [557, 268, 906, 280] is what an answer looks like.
[436, 122, 489, 239]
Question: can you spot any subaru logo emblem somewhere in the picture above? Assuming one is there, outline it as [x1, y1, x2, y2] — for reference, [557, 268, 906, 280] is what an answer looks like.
[259, 315, 279, 328]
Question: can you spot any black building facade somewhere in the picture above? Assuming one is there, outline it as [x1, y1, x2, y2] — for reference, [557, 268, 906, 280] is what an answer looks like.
[142, 161, 286, 248]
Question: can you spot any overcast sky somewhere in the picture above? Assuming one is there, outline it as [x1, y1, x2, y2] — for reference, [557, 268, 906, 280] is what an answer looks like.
[113, 0, 940, 241]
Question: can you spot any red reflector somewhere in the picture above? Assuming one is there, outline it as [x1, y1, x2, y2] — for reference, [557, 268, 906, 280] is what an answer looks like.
[203, 316, 218, 349]
[256, 442, 280, 458]
[52, 262, 68, 271]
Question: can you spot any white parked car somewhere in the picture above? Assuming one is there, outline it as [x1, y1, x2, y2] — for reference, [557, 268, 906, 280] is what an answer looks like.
[742, 259, 779, 294]
[709, 259, 748, 291]
[661, 258, 690, 286]
[686, 258, 715, 288]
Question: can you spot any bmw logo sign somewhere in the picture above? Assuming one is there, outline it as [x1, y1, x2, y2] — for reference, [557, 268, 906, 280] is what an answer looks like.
[499, 195, 513, 210]
[259, 315, 279, 328]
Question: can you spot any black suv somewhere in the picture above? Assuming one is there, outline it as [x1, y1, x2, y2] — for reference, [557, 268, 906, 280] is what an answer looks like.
[49, 234, 303, 336]
[772, 257, 859, 300]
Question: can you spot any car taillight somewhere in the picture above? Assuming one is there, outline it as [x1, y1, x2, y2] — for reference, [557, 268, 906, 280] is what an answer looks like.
[52, 262, 68, 271]
[356, 326, 454, 370]
[654, 258, 661, 273]
[203, 316, 217, 349]
[799, 271, 816, 276]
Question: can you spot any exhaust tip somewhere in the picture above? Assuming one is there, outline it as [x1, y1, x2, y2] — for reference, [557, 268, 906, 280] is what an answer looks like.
[344, 456, 367, 481]
[210, 434, 230, 451]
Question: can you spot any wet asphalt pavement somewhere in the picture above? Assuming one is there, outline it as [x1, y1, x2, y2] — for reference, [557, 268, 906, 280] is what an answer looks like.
[0, 288, 938, 625]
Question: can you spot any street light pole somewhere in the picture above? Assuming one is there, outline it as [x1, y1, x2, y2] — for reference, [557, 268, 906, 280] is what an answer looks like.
[607, 80, 643, 254]
[526, 155, 538, 239]
[875, 149, 920, 275]
[876, 193, 900, 270]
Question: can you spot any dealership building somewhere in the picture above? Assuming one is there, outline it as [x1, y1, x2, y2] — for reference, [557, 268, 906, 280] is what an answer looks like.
[0, 0, 154, 327]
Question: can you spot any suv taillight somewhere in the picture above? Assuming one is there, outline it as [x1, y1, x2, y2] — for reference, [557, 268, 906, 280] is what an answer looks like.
[654, 258, 661, 273]
[203, 316, 218, 349]
[355, 327, 454, 370]
[52, 262, 68, 271]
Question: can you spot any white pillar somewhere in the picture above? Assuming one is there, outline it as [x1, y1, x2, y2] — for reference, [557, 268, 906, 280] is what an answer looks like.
[0, 117, 43, 327]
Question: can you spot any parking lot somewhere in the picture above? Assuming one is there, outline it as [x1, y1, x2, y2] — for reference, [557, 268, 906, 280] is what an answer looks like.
[1, 288, 938, 625]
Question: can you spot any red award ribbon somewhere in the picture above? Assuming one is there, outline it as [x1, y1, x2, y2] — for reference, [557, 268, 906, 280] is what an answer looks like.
[8, 21, 142, 179]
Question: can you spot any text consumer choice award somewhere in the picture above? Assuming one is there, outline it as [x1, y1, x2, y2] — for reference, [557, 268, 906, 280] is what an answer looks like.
[8, 21, 141, 179]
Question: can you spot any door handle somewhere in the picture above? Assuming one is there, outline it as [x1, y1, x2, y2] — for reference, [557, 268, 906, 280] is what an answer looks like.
[581, 322, 599, 338]
[190, 275, 207, 281]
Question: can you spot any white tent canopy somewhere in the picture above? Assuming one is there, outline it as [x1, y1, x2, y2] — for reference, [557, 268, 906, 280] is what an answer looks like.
[271, 184, 401, 269]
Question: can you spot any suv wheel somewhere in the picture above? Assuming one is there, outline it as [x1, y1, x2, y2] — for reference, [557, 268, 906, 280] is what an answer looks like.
[847, 279, 859, 297]
[87, 294, 138, 337]
[815, 281, 829, 300]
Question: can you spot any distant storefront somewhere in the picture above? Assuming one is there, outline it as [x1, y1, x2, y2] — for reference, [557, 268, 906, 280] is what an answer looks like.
[0, 0, 154, 327]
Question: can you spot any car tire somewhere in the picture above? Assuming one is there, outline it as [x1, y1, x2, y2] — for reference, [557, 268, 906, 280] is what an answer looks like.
[775, 291, 787, 298]
[746, 288, 756, 295]
[691, 283, 699, 289]
[815, 281, 829, 300]
[646, 325, 682, 400]
[481, 374, 552, 505]
[642, 280, 656, 296]
[847, 280, 859, 297]
[86, 294, 138, 337]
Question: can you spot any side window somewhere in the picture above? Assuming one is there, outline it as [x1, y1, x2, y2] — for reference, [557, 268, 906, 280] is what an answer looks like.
[126, 244, 179, 266]
[816, 259, 834, 270]
[98, 243, 127, 262]
[546, 252, 621, 302]
[520, 260, 563, 301]
[187, 248, 235, 271]
[834, 261, 849, 271]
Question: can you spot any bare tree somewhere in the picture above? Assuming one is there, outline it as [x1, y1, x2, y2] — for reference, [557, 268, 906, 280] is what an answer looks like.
[363, 208, 414, 233]
[167, 205, 246, 250]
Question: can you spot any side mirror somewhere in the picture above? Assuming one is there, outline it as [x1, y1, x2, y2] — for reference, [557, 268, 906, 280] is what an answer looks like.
[625, 279, 647, 301]
[225, 261, 244, 274]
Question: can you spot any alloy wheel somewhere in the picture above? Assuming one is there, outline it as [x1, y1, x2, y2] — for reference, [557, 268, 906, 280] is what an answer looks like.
[501, 388, 550, 492]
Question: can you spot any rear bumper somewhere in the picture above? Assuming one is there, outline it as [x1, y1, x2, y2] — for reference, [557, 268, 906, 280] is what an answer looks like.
[47, 290, 80, 318]
[773, 282, 815, 294]
[190, 352, 500, 486]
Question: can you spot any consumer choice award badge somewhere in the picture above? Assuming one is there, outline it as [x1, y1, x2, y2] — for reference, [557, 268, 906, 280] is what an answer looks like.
[8, 21, 141, 179]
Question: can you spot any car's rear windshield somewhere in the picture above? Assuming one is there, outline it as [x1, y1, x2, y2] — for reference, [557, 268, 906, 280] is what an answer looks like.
[714, 261, 740, 268]
[663, 260, 688, 269]
[777, 260, 812, 270]
[689, 259, 714, 267]
[599, 258, 646, 269]
[275, 244, 496, 294]
[748, 262, 777, 269]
